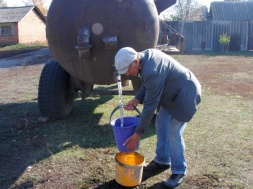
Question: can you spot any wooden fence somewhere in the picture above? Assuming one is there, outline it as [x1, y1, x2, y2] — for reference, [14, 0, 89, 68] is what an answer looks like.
[161, 21, 253, 53]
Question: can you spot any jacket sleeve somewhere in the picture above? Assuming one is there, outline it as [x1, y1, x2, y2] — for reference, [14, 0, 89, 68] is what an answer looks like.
[135, 85, 145, 103]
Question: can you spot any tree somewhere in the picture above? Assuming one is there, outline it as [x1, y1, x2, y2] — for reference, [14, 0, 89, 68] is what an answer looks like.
[23, 0, 48, 15]
[186, 2, 208, 21]
[0, 0, 7, 7]
[201, 6, 209, 21]
[171, 0, 194, 21]
[161, 0, 207, 21]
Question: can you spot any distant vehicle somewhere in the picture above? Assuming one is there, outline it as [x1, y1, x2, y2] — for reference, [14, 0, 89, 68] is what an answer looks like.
[38, 0, 176, 118]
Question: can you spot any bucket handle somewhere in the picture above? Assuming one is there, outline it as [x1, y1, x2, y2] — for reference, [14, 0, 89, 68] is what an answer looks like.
[110, 105, 141, 122]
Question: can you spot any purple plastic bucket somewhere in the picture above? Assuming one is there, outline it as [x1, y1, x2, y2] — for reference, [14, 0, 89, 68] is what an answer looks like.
[111, 116, 140, 152]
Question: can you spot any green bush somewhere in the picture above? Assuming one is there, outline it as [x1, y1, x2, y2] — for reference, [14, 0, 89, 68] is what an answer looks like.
[219, 33, 230, 52]
[219, 33, 230, 45]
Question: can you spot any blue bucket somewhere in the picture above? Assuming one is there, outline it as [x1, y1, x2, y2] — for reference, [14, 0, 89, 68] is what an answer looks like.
[110, 106, 141, 152]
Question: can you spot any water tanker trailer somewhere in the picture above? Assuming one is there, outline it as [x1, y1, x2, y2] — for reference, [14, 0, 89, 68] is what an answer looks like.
[38, 0, 176, 118]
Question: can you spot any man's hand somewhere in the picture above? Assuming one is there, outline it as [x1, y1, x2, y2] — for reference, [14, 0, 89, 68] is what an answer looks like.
[124, 98, 140, 110]
[123, 132, 140, 150]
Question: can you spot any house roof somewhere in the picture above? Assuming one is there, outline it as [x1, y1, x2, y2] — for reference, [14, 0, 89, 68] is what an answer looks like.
[210, 1, 253, 21]
[0, 6, 46, 24]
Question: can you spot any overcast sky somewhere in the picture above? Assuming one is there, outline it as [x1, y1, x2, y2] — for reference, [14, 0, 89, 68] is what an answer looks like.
[7, 0, 224, 9]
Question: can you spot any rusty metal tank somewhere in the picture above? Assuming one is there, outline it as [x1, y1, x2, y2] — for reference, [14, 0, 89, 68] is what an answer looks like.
[38, 0, 176, 118]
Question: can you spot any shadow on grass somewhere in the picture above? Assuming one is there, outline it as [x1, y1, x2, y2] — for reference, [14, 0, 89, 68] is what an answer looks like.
[94, 179, 167, 189]
[0, 93, 156, 189]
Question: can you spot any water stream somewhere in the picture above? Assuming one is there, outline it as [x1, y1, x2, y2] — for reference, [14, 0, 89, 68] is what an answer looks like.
[117, 76, 124, 127]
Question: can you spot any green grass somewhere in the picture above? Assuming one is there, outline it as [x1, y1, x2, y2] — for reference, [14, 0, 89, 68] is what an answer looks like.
[0, 53, 252, 189]
[0, 43, 48, 51]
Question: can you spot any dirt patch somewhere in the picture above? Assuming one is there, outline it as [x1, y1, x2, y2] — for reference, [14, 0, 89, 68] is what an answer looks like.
[0, 48, 53, 133]
[177, 54, 253, 99]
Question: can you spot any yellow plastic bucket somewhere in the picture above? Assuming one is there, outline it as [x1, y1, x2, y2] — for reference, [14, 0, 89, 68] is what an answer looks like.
[115, 152, 145, 187]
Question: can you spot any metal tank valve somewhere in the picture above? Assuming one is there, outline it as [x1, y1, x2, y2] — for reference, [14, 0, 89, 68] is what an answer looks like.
[75, 27, 92, 58]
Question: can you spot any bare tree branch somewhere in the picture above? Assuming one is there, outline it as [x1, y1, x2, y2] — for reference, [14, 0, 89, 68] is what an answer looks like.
[22, 0, 48, 14]
[0, 0, 7, 7]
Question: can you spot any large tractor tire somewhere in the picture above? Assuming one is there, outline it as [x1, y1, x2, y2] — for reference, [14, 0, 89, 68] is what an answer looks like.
[38, 60, 74, 118]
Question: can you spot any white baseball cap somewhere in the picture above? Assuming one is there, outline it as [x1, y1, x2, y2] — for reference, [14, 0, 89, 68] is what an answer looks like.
[115, 47, 137, 74]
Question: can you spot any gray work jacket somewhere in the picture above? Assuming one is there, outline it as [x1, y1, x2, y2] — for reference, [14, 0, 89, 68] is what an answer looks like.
[135, 49, 201, 134]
